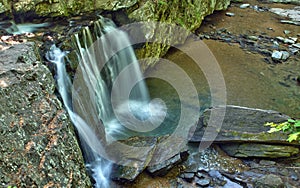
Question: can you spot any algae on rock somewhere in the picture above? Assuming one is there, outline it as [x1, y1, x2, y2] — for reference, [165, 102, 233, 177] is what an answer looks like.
[128, 0, 231, 70]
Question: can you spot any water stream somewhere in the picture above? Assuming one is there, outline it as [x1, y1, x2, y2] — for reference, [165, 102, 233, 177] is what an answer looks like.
[46, 17, 167, 187]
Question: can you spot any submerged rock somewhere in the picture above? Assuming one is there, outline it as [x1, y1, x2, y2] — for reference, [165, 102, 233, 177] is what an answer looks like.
[254, 174, 284, 188]
[0, 43, 91, 187]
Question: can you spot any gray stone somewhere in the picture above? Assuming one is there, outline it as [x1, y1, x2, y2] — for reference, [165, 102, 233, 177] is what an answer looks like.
[180, 172, 195, 181]
[281, 51, 290, 61]
[284, 30, 291, 34]
[292, 43, 300, 49]
[254, 174, 284, 188]
[272, 50, 283, 60]
[190, 105, 292, 144]
[194, 177, 210, 186]
[147, 150, 189, 176]
[276, 36, 285, 42]
[240, 4, 250, 9]
[284, 38, 295, 44]
[262, 0, 300, 5]
[0, 43, 91, 187]
[225, 12, 235, 17]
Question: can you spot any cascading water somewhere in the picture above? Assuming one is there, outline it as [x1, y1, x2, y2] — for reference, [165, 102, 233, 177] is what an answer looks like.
[46, 17, 166, 187]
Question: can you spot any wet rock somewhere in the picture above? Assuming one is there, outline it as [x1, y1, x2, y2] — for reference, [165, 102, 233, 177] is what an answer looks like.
[240, 4, 250, 9]
[190, 105, 292, 145]
[147, 150, 189, 176]
[225, 12, 235, 17]
[194, 177, 210, 186]
[0, 43, 91, 187]
[254, 174, 284, 188]
[110, 136, 158, 181]
[259, 160, 276, 166]
[180, 172, 195, 182]
[220, 143, 299, 158]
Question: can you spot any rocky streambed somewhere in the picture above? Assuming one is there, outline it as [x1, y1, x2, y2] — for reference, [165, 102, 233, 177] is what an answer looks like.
[0, 0, 300, 187]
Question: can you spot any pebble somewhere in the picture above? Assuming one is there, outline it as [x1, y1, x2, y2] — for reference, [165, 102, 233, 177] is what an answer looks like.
[225, 12, 235, 17]
[292, 43, 300, 49]
[276, 36, 285, 42]
[271, 50, 282, 60]
[194, 177, 210, 187]
[284, 38, 295, 44]
[289, 37, 297, 43]
[281, 51, 290, 61]
[240, 4, 250, 9]
[283, 30, 291, 35]
[247, 35, 259, 41]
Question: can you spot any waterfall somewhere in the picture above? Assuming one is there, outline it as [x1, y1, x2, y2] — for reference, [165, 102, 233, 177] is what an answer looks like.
[46, 17, 166, 187]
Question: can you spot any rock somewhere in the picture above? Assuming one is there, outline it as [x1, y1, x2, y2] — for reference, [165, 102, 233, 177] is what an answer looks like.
[283, 30, 291, 35]
[180, 172, 195, 182]
[0, 43, 91, 187]
[270, 7, 300, 22]
[280, 20, 300, 26]
[220, 143, 299, 158]
[247, 35, 259, 41]
[262, 0, 300, 5]
[110, 136, 158, 181]
[289, 37, 297, 43]
[254, 174, 284, 188]
[240, 4, 250, 9]
[225, 12, 235, 17]
[284, 38, 295, 44]
[147, 150, 189, 176]
[190, 105, 293, 144]
[259, 160, 276, 166]
[292, 43, 300, 49]
[281, 51, 290, 61]
[194, 177, 210, 186]
[276, 36, 285, 42]
[128, 0, 231, 70]
[272, 50, 283, 61]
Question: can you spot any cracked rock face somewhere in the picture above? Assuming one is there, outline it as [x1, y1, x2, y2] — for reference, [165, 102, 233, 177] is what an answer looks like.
[0, 43, 91, 187]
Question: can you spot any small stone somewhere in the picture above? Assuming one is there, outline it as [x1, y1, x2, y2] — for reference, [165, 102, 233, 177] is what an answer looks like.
[281, 51, 290, 61]
[267, 27, 274, 30]
[271, 50, 283, 60]
[181, 172, 195, 181]
[259, 160, 276, 166]
[289, 47, 299, 54]
[289, 37, 297, 43]
[292, 43, 300, 49]
[276, 36, 285, 42]
[225, 12, 235, 17]
[284, 38, 295, 44]
[208, 170, 223, 180]
[194, 177, 210, 187]
[247, 35, 259, 41]
[240, 4, 250, 9]
[283, 30, 291, 35]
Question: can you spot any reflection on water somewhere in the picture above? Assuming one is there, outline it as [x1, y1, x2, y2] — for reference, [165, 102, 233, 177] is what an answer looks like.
[147, 38, 300, 118]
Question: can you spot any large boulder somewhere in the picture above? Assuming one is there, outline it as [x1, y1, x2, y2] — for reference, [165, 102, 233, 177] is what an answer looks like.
[190, 105, 300, 158]
[0, 42, 91, 187]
